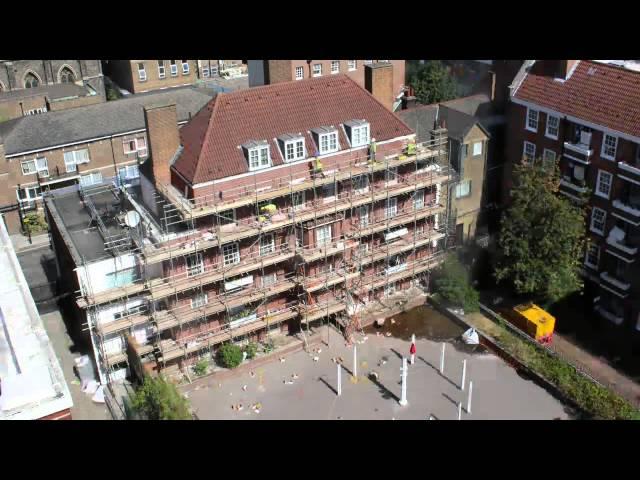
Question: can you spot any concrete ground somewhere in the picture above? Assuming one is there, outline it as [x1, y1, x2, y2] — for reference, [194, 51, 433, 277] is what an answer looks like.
[185, 327, 570, 420]
[40, 310, 111, 420]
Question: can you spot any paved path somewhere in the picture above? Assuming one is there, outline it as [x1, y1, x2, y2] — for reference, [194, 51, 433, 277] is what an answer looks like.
[10, 233, 50, 253]
[465, 310, 640, 408]
[186, 328, 569, 420]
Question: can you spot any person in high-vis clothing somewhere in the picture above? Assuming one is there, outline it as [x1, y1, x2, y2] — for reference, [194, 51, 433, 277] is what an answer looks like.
[369, 137, 377, 161]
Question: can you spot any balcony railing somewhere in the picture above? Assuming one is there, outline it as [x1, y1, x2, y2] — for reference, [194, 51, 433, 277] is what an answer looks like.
[599, 271, 631, 298]
[611, 199, 640, 226]
[605, 228, 638, 262]
[618, 161, 640, 183]
[563, 141, 593, 165]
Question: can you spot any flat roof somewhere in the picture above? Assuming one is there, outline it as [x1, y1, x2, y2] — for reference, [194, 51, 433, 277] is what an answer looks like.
[0, 214, 73, 419]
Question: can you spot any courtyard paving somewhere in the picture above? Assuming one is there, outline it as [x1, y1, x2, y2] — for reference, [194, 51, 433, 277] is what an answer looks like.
[185, 326, 570, 420]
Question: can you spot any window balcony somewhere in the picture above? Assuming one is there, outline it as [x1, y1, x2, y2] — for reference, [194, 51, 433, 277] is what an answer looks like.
[599, 271, 631, 298]
[594, 304, 624, 326]
[559, 177, 588, 201]
[563, 141, 593, 165]
[605, 228, 638, 262]
[618, 161, 640, 184]
[611, 199, 640, 226]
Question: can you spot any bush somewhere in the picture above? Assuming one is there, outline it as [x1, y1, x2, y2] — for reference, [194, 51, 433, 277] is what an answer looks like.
[23, 212, 48, 235]
[131, 375, 192, 420]
[433, 254, 479, 313]
[244, 342, 258, 360]
[217, 343, 243, 369]
[193, 358, 209, 376]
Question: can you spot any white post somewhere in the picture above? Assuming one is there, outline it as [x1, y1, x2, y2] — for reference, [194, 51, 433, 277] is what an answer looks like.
[458, 402, 462, 420]
[353, 345, 358, 380]
[440, 343, 446, 374]
[461, 359, 467, 391]
[337, 363, 342, 396]
[410, 334, 416, 365]
[399, 357, 408, 406]
[467, 381, 473, 414]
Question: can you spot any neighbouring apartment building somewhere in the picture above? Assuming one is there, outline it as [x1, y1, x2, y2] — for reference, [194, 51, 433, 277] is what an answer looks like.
[45, 71, 457, 384]
[248, 60, 406, 111]
[505, 59, 640, 333]
[0, 87, 214, 233]
[0, 60, 106, 121]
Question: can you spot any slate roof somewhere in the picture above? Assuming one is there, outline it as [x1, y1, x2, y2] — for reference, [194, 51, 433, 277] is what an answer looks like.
[172, 74, 414, 184]
[0, 86, 214, 156]
[0, 83, 92, 101]
[514, 60, 640, 138]
[395, 105, 439, 143]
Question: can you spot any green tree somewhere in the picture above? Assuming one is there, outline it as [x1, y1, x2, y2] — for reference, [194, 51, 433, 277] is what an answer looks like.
[409, 61, 457, 105]
[131, 375, 192, 420]
[494, 161, 587, 303]
[217, 343, 243, 369]
[433, 253, 479, 312]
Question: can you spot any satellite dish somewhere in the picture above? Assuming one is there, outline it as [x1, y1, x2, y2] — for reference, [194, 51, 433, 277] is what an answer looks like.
[124, 210, 140, 228]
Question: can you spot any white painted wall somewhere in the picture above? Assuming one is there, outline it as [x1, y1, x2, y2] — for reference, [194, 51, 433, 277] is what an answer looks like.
[76, 253, 138, 296]
[96, 298, 145, 328]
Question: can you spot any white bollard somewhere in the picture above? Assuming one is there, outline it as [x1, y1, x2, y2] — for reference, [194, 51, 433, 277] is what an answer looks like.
[353, 345, 358, 379]
[337, 363, 342, 396]
[440, 343, 446, 374]
[458, 402, 462, 420]
[461, 359, 467, 391]
[467, 381, 473, 414]
[399, 357, 408, 406]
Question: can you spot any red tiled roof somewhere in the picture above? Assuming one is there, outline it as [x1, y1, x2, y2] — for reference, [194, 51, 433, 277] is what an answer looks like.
[514, 60, 640, 138]
[173, 75, 414, 184]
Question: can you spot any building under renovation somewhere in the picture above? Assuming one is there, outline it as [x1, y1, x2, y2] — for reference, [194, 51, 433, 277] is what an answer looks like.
[46, 70, 461, 384]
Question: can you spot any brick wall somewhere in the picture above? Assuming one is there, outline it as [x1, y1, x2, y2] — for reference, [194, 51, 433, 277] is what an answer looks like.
[144, 104, 179, 186]
[364, 63, 394, 111]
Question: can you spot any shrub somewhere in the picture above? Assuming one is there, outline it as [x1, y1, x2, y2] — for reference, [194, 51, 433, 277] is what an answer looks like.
[23, 212, 48, 235]
[217, 343, 243, 369]
[244, 342, 258, 360]
[131, 375, 192, 420]
[193, 358, 209, 376]
[433, 254, 479, 313]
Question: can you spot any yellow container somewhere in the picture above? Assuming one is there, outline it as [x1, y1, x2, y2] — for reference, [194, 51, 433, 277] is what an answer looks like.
[505, 303, 556, 343]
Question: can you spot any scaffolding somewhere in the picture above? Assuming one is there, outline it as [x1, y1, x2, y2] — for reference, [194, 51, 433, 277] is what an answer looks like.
[71, 128, 455, 383]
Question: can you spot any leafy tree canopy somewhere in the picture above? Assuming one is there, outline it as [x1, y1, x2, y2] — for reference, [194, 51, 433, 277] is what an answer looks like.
[408, 61, 457, 105]
[433, 253, 480, 312]
[131, 375, 192, 420]
[494, 161, 587, 303]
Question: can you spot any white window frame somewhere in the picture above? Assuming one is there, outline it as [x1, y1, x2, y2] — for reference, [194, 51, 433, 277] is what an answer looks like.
[590, 207, 607, 235]
[64, 149, 90, 173]
[350, 124, 370, 148]
[523, 141, 536, 164]
[16, 185, 42, 203]
[157, 60, 166, 79]
[319, 132, 338, 155]
[545, 115, 559, 140]
[262, 273, 277, 288]
[312, 63, 322, 77]
[331, 61, 340, 74]
[191, 292, 208, 309]
[222, 243, 240, 266]
[79, 171, 102, 187]
[348, 60, 357, 71]
[526, 107, 539, 132]
[186, 253, 204, 277]
[295, 66, 304, 80]
[170, 60, 178, 77]
[260, 234, 275, 256]
[595, 170, 613, 200]
[202, 66, 210, 78]
[181, 60, 190, 75]
[386, 166, 398, 185]
[292, 191, 305, 211]
[316, 224, 332, 246]
[218, 209, 235, 225]
[542, 149, 556, 168]
[455, 180, 472, 199]
[123, 137, 147, 157]
[472, 141, 483, 156]
[118, 164, 140, 182]
[21, 157, 49, 177]
[352, 174, 369, 194]
[248, 145, 271, 171]
[359, 205, 369, 227]
[385, 197, 398, 219]
[584, 244, 600, 270]
[285, 139, 305, 162]
[137, 62, 146, 81]
[601, 134, 618, 161]
[364, 60, 373, 65]
[414, 189, 425, 210]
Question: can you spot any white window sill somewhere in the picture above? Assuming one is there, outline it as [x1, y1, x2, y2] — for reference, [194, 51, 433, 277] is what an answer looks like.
[331, 71, 340, 75]
[590, 227, 605, 236]
[584, 261, 598, 270]
[601, 154, 617, 162]
[594, 191, 611, 200]
[295, 77, 303, 81]
[525, 126, 538, 133]
[545, 133, 559, 140]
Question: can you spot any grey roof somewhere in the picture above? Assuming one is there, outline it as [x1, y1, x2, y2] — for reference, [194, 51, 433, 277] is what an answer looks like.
[0, 83, 92, 102]
[0, 86, 215, 156]
[438, 105, 490, 141]
[440, 94, 492, 118]
[395, 105, 439, 143]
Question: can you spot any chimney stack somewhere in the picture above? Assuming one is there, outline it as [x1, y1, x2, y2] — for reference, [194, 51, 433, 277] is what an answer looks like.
[545, 60, 579, 80]
[364, 62, 394, 111]
[143, 103, 180, 188]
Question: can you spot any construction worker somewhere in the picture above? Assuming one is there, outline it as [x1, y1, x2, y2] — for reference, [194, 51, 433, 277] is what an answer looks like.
[369, 137, 377, 161]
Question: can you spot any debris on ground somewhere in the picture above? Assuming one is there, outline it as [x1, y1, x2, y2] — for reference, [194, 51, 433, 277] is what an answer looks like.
[249, 371, 256, 378]
[284, 379, 294, 385]
[385, 332, 392, 337]
[242, 385, 247, 391]
[279, 357, 286, 363]
[292, 373, 299, 379]
[312, 356, 319, 362]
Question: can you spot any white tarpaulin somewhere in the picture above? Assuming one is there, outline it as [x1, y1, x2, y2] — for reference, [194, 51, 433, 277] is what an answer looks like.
[462, 328, 480, 345]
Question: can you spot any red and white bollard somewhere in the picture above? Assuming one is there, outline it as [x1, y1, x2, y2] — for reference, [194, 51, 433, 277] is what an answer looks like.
[410, 334, 416, 365]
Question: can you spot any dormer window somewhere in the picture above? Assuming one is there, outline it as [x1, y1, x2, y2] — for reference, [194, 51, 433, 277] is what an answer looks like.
[312, 127, 339, 155]
[243, 141, 271, 171]
[278, 134, 306, 162]
[344, 120, 370, 148]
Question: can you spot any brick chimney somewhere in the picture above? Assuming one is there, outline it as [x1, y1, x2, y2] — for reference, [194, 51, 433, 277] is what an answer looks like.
[143, 103, 180, 187]
[544, 60, 579, 80]
[364, 63, 394, 111]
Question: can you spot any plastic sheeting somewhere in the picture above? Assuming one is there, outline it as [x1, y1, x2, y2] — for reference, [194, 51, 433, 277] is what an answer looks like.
[462, 328, 480, 345]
